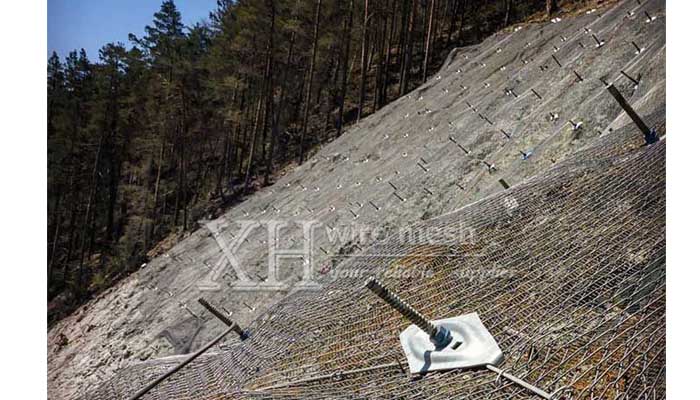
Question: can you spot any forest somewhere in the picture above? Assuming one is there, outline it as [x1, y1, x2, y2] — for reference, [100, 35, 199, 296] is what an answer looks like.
[47, 0, 560, 321]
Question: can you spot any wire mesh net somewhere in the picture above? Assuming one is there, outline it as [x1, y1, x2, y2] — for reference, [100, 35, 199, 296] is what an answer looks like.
[83, 106, 666, 399]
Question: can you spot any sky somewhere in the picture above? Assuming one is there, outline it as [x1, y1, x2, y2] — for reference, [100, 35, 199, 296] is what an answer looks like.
[48, 0, 217, 61]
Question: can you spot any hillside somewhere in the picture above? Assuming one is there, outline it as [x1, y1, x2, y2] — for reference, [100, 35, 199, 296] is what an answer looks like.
[87, 105, 666, 400]
[48, 0, 666, 398]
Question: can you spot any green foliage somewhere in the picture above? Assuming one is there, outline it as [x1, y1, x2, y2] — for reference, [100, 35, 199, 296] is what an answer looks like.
[48, 0, 555, 320]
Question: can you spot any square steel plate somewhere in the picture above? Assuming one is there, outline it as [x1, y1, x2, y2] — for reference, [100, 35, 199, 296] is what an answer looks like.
[399, 312, 504, 374]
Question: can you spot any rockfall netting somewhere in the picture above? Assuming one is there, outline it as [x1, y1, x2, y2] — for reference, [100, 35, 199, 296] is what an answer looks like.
[53, 0, 667, 397]
[84, 108, 665, 399]
[73, 0, 667, 396]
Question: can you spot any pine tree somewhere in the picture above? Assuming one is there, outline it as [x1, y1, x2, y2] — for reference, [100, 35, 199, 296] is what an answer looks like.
[47, 0, 556, 318]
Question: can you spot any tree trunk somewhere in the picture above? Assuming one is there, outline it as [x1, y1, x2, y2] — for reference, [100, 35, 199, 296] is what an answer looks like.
[458, 0, 468, 41]
[326, 54, 340, 135]
[337, 0, 354, 137]
[373, 12, 388, 111]
[274, 31, 296, 150]
[264, 0, 277, 186]
[357, 0, 370, 123]
[179, 141, 188, 230]
[150, 137, 165, 247]
[433, 0, 444, 50]
[382, 0, 398, 105]
[397, 0, 410, 95]
[299, 0, 322, 164]
[217, 125, 229, 198]
[48, 193, 62, 286]
[400, 0, 417, 96]
[77, 134, 104, 297]
[245, 94, 264, 190]
[446, 0, 458, 46]
[503, 0, 513, 27]
[422, 0, 436, 83]
[105, 66, 120, 243]
[547, 0, 557, 17]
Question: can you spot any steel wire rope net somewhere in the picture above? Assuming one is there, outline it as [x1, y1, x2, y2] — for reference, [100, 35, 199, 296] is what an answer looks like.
[80, 0, 666, 397]
[84, 110, 666, 399]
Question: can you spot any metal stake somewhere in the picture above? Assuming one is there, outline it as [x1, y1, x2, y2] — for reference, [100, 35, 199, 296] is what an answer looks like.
[604, 83, 657, 144]
[592, 33, 605, 47]
[644, 11, 656, 22]
[127, 324, 241, 400]
[197, 298, 249, 341]
[392, 192, 406, 202]
[481, 115, 494, 125]
[620, 70, 641, 86]
[365, 277, 452, 347]
[449, 136, 471, 155]
[568, 120, 583, 130]
[551, 54, 562, 68]
[631, 41, 644, 54]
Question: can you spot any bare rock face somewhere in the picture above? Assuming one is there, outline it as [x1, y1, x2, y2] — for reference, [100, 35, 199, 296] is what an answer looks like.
[48, 0, 665, 398]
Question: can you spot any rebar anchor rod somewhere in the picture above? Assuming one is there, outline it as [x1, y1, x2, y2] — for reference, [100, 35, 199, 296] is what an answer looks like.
[127, 323, 240, 400]
[605, 83, 657, 144]
[365, 278, 558, 399]
[198, 298, 248, 338]
[365, 277, 452, 347]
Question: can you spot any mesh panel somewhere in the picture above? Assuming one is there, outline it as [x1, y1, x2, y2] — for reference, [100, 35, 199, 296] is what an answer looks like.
[84, 112, 665, 399]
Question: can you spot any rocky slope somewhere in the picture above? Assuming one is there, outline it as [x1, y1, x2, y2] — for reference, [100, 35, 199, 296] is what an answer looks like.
[48, 0, 666, 398]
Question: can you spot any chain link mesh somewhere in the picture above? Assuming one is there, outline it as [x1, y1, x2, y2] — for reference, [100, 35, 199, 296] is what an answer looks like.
[83, 108, 666, 399]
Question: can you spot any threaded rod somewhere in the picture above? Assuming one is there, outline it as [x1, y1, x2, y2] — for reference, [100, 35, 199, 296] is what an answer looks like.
[128, 323, 239, 400]
[365, 277, 438, 337]
[198, 298, 232, 326]
[197, 298, 248, 341]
